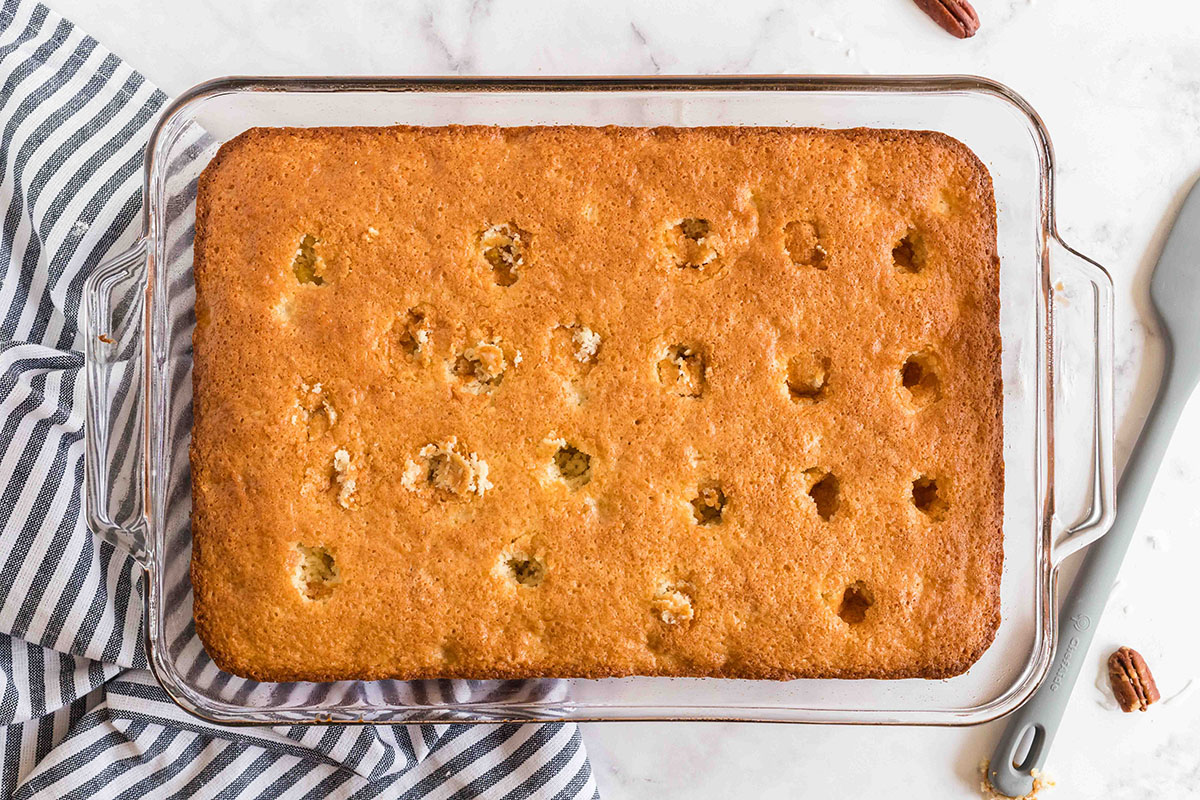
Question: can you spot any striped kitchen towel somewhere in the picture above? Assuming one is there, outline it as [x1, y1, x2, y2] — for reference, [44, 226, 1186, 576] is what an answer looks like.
[0, 2, 599, 797]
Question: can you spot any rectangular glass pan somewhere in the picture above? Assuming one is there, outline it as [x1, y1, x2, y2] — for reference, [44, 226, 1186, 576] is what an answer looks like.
[83, 77, 1114, 725]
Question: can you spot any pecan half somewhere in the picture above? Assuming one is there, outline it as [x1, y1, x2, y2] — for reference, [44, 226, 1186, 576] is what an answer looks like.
[913, 0, 980, 38]
[1107, 646, 1161, 712]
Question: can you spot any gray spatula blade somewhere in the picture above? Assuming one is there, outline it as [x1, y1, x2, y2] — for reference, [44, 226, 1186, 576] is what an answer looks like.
[988, 175, 1200, 797]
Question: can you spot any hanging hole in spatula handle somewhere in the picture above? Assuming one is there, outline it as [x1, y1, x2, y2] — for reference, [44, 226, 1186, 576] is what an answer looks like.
[988, 721, 1046, 797]
[1049, 237, 1116, 565]
[84, 238, 150, 564]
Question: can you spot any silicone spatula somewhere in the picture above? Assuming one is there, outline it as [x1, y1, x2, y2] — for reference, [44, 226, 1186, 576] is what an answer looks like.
[987, 175, 1200, 797]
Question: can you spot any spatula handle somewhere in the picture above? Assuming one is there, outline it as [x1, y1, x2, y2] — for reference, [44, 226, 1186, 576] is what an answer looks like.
[988, 360, 1184, 797]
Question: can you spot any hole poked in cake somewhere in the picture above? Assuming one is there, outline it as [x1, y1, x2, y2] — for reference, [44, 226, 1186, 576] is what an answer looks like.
[892, 229, 927, 273]
[900, 351, 942, 408]
[803, 468, 840, 521]
[293, 543, 341, 601]
[501, 552, 546, 588]
[651, 582, 695, 625]
[479, 223, 529, 287]
[690, 481, 727, 525]
[786, 353, 830, 404]
[293, 381, 336, 440]
[837, 581, 874, 624]
[912, 475, 949, 520]
[666, 218, 721, 270]
[552, 443, 592, 489]
[451, 340, 507, 393]
[402, 438, 492, 498]
[390, 307, 432, 361]
[505, 555, 546, 587]
[438, 640, 462, 664]
[494, 536, 547, 588]
[657, 344, 706, 398]
[292, 234, 326, 285]
[784, 220, 827, 269]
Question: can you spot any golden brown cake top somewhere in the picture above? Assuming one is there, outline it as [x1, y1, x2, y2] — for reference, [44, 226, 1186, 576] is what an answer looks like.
[190, 125, 1003, 682]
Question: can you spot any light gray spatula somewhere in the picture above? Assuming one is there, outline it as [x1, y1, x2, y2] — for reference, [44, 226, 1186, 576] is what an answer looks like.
[988, 175, 1200, 797]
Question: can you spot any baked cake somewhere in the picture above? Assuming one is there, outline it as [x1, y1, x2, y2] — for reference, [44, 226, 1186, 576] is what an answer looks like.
[190, 125, 1003, 682]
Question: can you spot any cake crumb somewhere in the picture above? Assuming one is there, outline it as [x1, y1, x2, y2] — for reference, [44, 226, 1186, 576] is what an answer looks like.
[552, 324, 600, 375]
[652, 583, 695, 624]
[401, 459, 423, 490]
[979, 761, 1054, 800]
[332, 448, 358, 509]
[471, 454, 493, 494]
[572, 326, 601, 363]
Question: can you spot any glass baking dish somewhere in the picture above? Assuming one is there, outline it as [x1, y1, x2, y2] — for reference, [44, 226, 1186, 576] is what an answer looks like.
[83, 76, 1114, 726]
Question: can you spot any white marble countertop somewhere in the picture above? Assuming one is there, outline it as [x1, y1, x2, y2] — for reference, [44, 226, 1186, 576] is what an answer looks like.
[50, 0, 1200, 796]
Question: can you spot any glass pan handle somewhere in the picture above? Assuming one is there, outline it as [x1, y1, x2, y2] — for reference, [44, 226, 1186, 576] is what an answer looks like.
[84, 239, 150, 565]
[1049, 237, 1116, 565]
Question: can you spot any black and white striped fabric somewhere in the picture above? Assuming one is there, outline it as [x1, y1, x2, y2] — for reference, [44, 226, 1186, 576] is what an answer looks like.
[0, 2, 599, 797]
